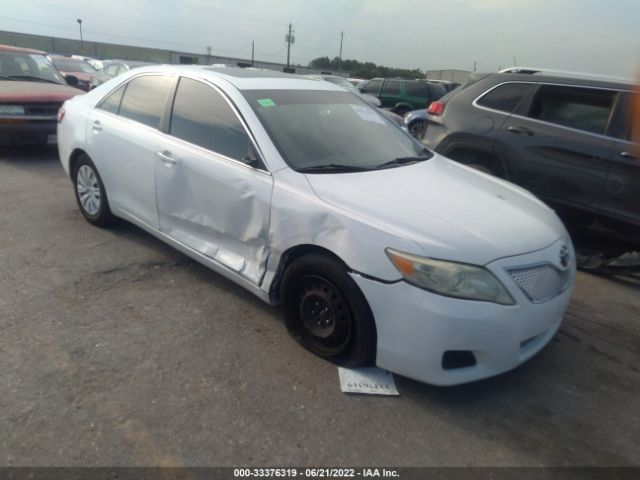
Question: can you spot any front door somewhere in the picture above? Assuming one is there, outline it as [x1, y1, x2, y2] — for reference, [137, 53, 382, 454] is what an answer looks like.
[154, 77, 273, 285]
[494, 84, 617, 216]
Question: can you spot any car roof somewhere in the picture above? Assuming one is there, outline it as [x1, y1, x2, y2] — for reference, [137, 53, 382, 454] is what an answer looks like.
[488, 71, 636, 91]
[129, 65, 344, 91]
[0, 44, 46, 55]
[50, 55, 84, 61]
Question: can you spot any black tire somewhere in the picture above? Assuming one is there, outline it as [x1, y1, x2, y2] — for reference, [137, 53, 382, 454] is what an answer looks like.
[72, 154, 114, 227]
[280, 254, 376, 367]
[408, 120, 425, 138]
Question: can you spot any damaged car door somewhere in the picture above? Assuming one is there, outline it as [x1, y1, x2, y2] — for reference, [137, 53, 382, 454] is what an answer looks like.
[154, 76, 273, 285]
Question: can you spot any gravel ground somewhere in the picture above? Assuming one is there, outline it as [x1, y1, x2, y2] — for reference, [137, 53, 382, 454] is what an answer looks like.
[0, 147, 639, 467]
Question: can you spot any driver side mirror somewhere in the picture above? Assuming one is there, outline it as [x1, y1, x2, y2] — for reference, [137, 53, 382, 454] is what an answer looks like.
[64, 74, 79, 87]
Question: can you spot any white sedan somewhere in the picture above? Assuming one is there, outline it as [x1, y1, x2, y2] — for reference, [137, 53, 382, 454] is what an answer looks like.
[57, 65, 576, 386]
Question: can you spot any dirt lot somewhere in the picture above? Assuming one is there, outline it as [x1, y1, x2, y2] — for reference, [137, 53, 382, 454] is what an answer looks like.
[0, 147, 639, 467]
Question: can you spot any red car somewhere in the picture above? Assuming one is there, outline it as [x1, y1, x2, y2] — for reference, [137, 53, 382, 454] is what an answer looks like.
[49, 55, 109, 92]
[0, 45, 82, 146]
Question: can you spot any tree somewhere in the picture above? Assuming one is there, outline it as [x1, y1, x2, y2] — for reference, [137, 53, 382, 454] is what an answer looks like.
[309, 56, 423, 79]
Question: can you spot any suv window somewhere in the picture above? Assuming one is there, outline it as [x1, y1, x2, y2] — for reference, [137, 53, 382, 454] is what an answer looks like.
[405, 81, 430, 97]
[98, 84, 126, 114]
[477, 82, 532, 113]
[529, 85, 616, 135]
[118, 75, 174, 129]
[382, 80, 401, 96]
[170, 77, 254, 163]
[361, 79, 382, 95]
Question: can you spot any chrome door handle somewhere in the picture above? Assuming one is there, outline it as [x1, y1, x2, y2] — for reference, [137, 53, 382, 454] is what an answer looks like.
[156, 151, 178, 165]
[620, 151, 637, 160]
[91, 120, 102, 131]
[507, 126, 534, 136]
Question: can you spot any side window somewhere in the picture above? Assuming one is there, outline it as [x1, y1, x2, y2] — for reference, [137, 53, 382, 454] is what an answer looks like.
[361, 79, 382, 95]
[170, 77, 255, 164]
[405, 82, 431, 97]
[382, 80, 401, 96]
[119, 75, 174, 129]
[97, 84, 126, 114]
[104, 64, 117, 76]
[528, 85, 616, 135]
[477, 83, 532, 113]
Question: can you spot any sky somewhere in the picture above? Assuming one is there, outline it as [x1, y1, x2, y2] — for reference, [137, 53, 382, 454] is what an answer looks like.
[1, 0, 639, 77]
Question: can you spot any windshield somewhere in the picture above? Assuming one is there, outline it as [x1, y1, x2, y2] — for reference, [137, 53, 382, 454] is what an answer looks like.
[244, 90, 431, 172]
[0, 52, 66, 84]
[52, 58, 97, 74]
[324, 76, 359, 94]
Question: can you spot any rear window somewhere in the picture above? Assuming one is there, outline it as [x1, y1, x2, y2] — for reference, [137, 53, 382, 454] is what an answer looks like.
[528, 85, 616, 135]
[118, 75, 175, 129]
[477, 82, 532, 113]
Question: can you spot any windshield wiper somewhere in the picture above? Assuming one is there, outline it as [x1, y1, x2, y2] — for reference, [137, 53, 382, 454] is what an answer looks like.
[0, 75, 16, 81]
[7, 75, 60, 84]
[297, 163, 373, 173]
[375, 155, 431, 170]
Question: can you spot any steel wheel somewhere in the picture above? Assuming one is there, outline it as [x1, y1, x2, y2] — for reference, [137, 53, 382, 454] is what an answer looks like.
[76, 164, 101, 215]
[296, 275, 352, 355]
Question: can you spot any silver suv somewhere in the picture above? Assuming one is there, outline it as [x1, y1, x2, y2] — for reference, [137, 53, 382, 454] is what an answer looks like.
[422, 68, 639, 247]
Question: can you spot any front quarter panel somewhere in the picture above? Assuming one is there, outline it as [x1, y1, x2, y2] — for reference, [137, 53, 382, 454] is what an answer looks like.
[262, 168, 419, 299]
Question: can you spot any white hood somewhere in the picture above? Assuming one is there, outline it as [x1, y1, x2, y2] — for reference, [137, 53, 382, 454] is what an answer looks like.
[305, 154, 565, 266]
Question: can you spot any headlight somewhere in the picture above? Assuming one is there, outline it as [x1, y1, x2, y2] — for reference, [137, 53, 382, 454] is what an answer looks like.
[0, 105, 25, 115]
[386, 248, 515, 305]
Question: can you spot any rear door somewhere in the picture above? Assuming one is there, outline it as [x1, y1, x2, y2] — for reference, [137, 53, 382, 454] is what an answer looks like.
[600, 91, 640, 236]
[86, 74, 176, 227]
[493, 83, 616, 216]
[154, 77, 273, 285]
[379, 79, 403, 109]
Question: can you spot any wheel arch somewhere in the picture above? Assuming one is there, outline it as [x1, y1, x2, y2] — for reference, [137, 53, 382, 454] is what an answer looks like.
[268, 244, 350, 304]
[68, 148, 88, 180]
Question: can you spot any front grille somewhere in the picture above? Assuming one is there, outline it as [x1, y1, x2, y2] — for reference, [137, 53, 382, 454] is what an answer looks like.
[24, 103, 62, 116]
[507, 264, 571, 303]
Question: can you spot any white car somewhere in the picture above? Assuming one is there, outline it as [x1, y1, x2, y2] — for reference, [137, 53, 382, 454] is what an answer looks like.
[57, 65, 576, 386]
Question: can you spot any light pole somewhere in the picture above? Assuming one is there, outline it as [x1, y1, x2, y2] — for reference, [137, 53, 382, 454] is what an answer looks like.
[338, 31, 344, 73]
[76, 18, 84, 54]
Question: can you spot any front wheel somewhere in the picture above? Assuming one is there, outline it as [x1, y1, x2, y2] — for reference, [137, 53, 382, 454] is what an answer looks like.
[280, 254, 376, 366]
[73, 154, 114, 227]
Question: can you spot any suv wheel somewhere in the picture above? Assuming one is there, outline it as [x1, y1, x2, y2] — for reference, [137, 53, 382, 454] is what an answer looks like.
[394, 106, 410, 117]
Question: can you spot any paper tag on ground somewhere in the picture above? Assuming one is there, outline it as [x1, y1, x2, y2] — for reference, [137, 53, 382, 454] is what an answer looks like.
[338, 367, 399, 395]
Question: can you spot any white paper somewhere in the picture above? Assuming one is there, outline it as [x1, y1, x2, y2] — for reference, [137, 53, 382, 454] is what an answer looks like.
[338, 367, 399, 395]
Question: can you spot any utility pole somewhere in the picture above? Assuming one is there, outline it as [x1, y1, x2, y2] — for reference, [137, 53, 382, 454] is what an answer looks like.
[473, 60, 476, 72]
[513, 55, 518, 67]
[76, 18, 83, 54]
[285, 23, 295, 69]
[206, 45, 211, 64]
[338, 31, 344, 73]
[251, 40, 255, 67]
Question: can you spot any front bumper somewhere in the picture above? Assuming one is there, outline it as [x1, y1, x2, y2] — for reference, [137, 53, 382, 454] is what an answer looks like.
[352, 238, 575, 386]
[0, 119, 57, 146]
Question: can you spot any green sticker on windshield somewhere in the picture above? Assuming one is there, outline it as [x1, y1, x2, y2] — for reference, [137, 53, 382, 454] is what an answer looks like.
[257, 98, 276, 108]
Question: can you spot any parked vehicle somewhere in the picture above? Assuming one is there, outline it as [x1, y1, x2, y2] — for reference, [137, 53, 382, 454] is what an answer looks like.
[58, 65, 576, 386]
[359, 77, 447, 116]
[0, 44, 82, 145]
[91, 59, 154, 89]
[50, 55, 109, 92]
[422, 68, 640, 246]
[71, 55, 103, 70]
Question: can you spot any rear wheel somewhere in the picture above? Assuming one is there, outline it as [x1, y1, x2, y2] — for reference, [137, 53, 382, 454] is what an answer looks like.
[280, 254, 376, 366]
[73, 154, 114, 227]
[408, 120, 425, 138]
[394, 105, 410, 117]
